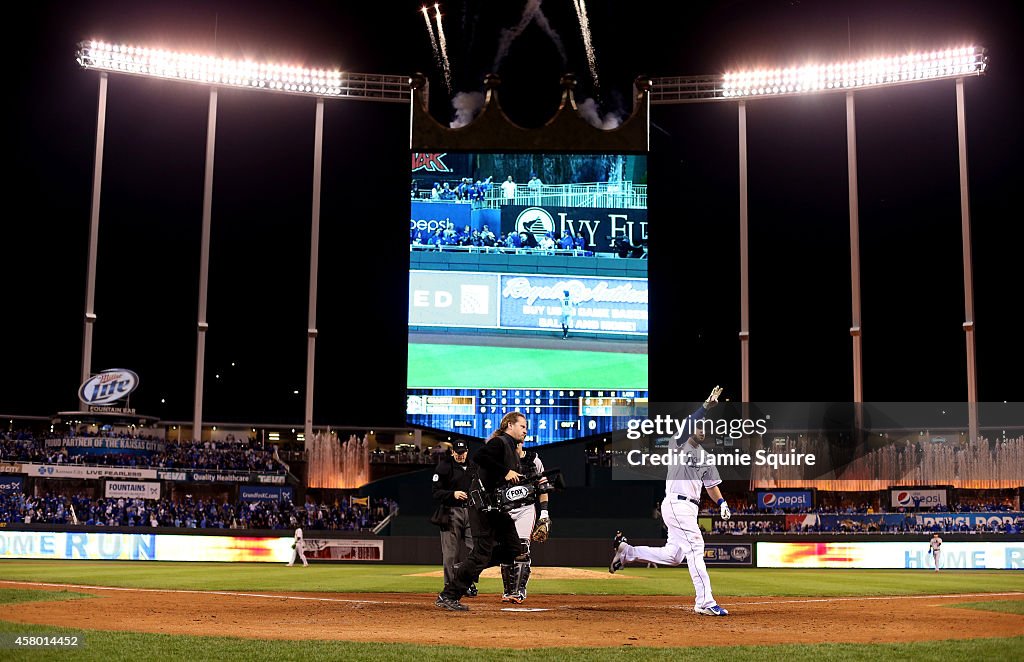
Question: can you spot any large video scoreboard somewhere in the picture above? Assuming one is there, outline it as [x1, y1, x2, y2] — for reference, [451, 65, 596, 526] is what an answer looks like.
[407, 150, 649, 446]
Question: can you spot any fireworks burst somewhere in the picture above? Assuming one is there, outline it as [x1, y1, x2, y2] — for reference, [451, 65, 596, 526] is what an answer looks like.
[420, 6, 441, 72]
[572, 0, 599, 89]
[434, 4, 453, 94]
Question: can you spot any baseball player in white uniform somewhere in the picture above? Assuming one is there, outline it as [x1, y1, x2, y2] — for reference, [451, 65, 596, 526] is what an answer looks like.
[610, 386, 731, 616]
[287, 526, 308, 567]
[559, 290, 577, 340]
[501, 439, 550, 603]
[929, 532, 942, 571]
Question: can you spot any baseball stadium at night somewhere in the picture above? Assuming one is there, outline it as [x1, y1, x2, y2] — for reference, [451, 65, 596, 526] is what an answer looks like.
[3, 1, 1022, 660]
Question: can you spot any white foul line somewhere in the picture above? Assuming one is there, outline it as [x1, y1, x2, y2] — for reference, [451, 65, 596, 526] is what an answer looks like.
[675, 591, 1024, 608]
[1, 580, 1021, 610]
[0, 580, 395, 605]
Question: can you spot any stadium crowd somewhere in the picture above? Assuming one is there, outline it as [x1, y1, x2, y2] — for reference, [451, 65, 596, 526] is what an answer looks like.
[410, 220, 587, 253]
[0, 491, 394, 531]
[710, 514, 1024, 535]
[1, 432, 286, 473]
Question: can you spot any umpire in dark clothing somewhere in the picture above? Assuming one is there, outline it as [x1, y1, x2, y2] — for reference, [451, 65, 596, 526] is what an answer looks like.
[432, 440, 476, 593]
[436, 412, 527, 611]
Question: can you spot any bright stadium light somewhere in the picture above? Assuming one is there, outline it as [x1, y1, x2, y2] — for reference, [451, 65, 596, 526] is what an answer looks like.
[722, 47, 986, 99]
[650, 45, 987, 103]
[75, 41, 410, 101]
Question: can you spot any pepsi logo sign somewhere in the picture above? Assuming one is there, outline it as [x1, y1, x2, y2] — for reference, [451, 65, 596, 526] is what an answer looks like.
[79, 369, 139, 406]
[763, 493, 777, 506]
[896, 491, 912, 506]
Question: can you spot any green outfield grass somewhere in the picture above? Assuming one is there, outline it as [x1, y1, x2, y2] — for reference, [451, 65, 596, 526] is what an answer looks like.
[0, 620, 1020, 662]
[407, 342, 647, 389]
[1, 562, 1022, 597]
[949, 600, 1024, 616]
[0, 588, 90, 605]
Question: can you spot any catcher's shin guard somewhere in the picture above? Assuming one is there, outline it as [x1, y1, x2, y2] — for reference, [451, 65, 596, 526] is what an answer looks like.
[512, 559, 531, 599]
[500, 564, 514, 599]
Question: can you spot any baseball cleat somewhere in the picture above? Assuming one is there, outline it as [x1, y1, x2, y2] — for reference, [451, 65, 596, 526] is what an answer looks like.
[695, 604, 729, 616]
[501, 593, 524, 604]
[435, 594, 469, 611]
[465, 584, 479, 597]
[609, 533, 628, 573]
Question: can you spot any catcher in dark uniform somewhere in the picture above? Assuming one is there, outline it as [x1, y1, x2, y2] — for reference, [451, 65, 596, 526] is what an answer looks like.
[501, 438, 551, 603]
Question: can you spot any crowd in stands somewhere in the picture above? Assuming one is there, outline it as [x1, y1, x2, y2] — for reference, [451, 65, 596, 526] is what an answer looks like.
[412, 177, 494, 202]
[0, 492, 395, 531]
[410, 220, 587, 253]
[709, 514, 1024, 535]
[1, 432, 285, 474]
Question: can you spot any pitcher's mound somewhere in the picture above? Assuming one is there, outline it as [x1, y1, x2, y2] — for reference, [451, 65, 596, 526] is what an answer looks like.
[406, 566, 638, 580]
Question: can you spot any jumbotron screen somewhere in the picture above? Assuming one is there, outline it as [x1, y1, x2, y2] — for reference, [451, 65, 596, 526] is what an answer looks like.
[407, 151, 648, 445]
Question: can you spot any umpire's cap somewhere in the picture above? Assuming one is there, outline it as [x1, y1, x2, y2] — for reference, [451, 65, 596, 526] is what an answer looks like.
[452, 440, 469, 453]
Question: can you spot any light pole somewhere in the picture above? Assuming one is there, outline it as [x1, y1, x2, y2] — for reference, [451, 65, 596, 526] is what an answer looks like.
[80, 71, 108, 391]
[75, 41, 409, 442]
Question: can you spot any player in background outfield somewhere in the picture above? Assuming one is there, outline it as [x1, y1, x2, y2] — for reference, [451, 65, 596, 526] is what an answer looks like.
[560, 290, 578, 340]
[287, 526, 308, 567]
[609, 386, 732, 616]
[929, 532, 943, 572]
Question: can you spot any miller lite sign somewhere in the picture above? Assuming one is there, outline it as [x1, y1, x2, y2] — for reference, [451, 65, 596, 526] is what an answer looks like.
[79, 369, 139, 407]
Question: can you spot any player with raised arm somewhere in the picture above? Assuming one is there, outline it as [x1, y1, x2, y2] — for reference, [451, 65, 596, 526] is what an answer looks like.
[609, 386, 732, 616]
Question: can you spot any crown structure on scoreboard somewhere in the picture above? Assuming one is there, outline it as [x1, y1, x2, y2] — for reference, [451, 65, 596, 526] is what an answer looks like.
[409, 72, 650, 153]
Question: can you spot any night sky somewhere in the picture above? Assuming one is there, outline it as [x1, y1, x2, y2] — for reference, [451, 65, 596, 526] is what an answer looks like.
[7, 0, 1022, 428]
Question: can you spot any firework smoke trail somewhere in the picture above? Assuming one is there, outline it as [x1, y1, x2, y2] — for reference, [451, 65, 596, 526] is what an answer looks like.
[493, 0, 567, 72]
[421, 6, 441, 72]
[531, 6, 568, 69]
[433, 4, 452, 94]
[572, 0, 599, 88]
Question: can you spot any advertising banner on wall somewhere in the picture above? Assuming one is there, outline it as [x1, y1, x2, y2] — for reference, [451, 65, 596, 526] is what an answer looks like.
[756, 490, 814, 510]
[46, 436, 164, 456]
[0, 475, 24, 493]
[153, 470, 286, 485]
[22, 464, 157, 480]
[239, 486, 295, 503]
[700, 543, 753, 566]
[711, 514, 786, 534]
[500, 205, 648, 252]
[104, 481, 161, 500]
[757, 541, 1024, 569]
[305, 538, 384, 561]
[916, 512, 1023, 529]
[0, 531, 293, 562]
[890, 488, 948, 509]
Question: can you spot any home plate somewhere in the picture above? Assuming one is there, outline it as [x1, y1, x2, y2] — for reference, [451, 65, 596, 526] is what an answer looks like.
[501, 607, 551, 612]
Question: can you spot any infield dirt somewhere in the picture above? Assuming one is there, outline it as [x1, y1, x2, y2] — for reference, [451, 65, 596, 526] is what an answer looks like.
[3, 581, 1023, 647]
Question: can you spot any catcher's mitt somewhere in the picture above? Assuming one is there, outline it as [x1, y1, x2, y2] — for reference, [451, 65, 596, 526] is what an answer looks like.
[531, 517, 550, 542]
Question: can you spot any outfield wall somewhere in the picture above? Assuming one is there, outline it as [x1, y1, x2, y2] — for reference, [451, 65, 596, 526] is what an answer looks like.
[2, 526, 1022, 568]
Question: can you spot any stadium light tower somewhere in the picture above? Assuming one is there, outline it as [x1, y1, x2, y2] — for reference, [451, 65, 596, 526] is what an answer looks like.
[651, 46, 987, 440]
[75, 41, 410, 442]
